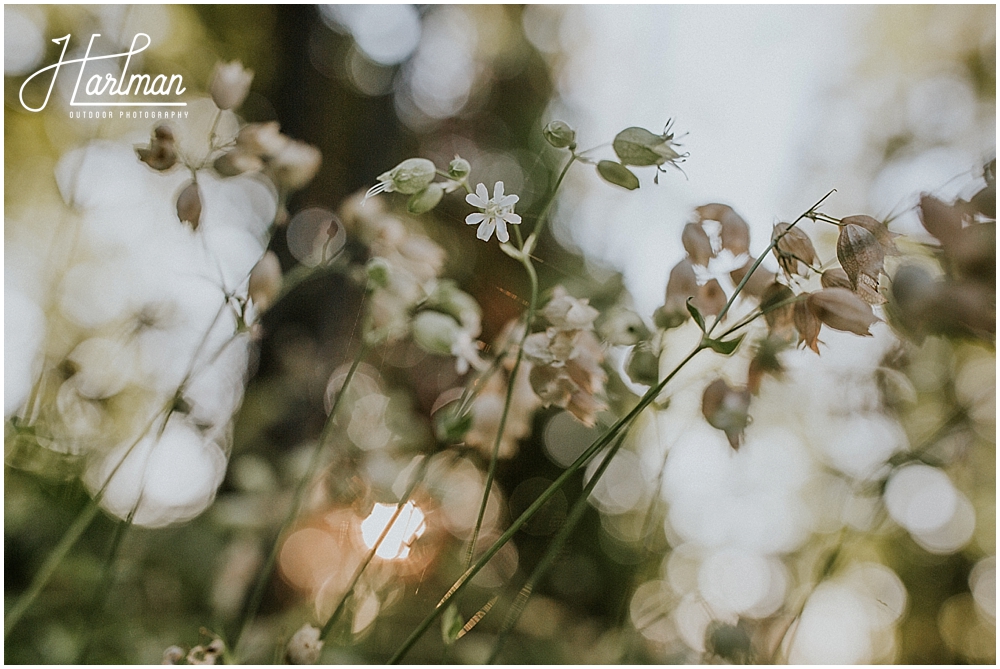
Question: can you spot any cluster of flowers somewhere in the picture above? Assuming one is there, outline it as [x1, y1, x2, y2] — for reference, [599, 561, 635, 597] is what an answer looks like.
[6, 62, 320, 527]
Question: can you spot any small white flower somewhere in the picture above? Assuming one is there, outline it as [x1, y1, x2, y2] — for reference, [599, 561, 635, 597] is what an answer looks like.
[465, 181, 521, 243]
[450, 329, 488, 375]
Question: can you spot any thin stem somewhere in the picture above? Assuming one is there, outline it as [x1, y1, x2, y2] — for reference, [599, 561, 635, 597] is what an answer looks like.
[233, 341, 371, 658]
[532, 154, 577, 240]
[487, 429, 632, 663]
[387, 344, 704, 664]
[465, 256, 538, 568]
[707, 189, 836, 337]
[318, 454, 432, 641]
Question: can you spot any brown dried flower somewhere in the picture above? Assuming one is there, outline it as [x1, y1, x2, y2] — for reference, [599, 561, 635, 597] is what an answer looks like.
[729, 260, 775, 300]
[919, 194, 965, 246]
[682, 222, 714, 266]
[793, 299, 821, 353]
[820, 267, 852, 290]
[771, 222, 818, 277]
[836, 223, 885, 305]
[807, 288, 879, 336]
[693, 278, 726, 317]
[760, 282, 796, 342]
[136, 124, 177, 171]
[176, 181, 202, 230]
[696, 203, 751, 256]
[841, 214, 900, 256]
[702, 378, 751, 450]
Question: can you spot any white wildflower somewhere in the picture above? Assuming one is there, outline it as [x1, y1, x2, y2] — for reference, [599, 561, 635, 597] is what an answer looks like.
[465, 181, 521, 243]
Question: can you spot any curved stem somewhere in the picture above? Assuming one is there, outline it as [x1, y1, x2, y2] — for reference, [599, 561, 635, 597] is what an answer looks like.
[233, 341, 370, 658]
[387, 344, 704, 664]
[487, 429, 632, 663]
[465, 257, 538, 568]
[532, 154, 576, 240]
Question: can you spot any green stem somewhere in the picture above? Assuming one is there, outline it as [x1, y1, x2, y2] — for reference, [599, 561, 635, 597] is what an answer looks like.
[387, 344, 704, 664]
[487, 429, 632, 663]
[532, 154, 577, 240]
[318, 453, 432, 641]
[233, 341, 370, 658]
[706, 189, 836, 337]
[465, 256, 538, 568]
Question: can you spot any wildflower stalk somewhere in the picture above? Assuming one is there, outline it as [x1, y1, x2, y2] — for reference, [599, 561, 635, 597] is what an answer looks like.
[388, 344, 704, 664]
[318, 453, 433, 642]
[233, 339, 371, 658]
[486, 429, 632, 663]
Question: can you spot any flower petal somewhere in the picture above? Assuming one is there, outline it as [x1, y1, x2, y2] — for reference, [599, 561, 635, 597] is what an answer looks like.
[466, 192, 487, 208]
[476, 182, 489, 202]
[501, 212, 521, 225]
[495, 218, 509, 243]
[465, 212, 486, 225]
[498, 194, 519, 207]
[493, 181, 505, 200]
[476, 220, 496, 241]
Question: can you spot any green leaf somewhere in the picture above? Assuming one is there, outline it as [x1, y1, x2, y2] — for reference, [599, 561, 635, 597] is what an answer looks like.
[701, 333, 746, 356]
[441, 603, 464, 646]
[596, 160, 640, 190]
[686, 297, 706, 332]
[613, 126, 680, 166]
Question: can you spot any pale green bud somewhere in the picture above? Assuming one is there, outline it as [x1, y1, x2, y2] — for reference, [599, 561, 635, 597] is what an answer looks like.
[365, 257, 391, 289]
[543, 120, 577, 150]
[447, 156, 471, 180]
[407, 183, 445, 214]
[379, 158, 436, 195]
[412, 311, 462, 356]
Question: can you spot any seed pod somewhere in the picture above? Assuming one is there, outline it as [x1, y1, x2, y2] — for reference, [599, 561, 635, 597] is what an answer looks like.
[794, 299, 821, 353]
[248, 251, 282, 311]
[214, 148, 264, 177]
[697, 203, 749, 256]
[210, 60, 254, 111]
[807, 287, 879, 336]
[729, 260, 775, 300]
[407, 183, 445, 214]
[837, 223, 885, 305]
[820, 267, 852, 290]
[176, 181, 202, 230]
[613, 126, 681, 167]
[412, 311, 462, 356]
[919, 194, 965, 246]
[682, 222, 714, 265]
[693, 279, 726, 316]
[761, 282, 795, 335]
[136, 124, 177, 171]
[771, 222, 818, 277]
[701, 378, 751, 450]
[841, 214, 900, 255]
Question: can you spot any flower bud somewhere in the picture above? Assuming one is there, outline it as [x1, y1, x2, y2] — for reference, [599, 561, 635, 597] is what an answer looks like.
[248, 251, 282, 311]
[771, 222, 818, 277]
[286, 624, 323, 665]
[379, 158, 436, 195]
[407, 183, 445, 214]
[682, 222, 714, 266]
[365, 257, 391, 289]
[701, 378, 751, 450]
[598, 307, 651, 346]
[807, 288, 879, 336]
[412, 311, 462, 356]
[434, 405, 473, 444]
[543, 120, 577, 149]
[271, 140, 322, 191]
[210, 60, 253, 111]
[136, 124, 177, 171]
[214, 148, 264, 177]
[176, 181, 202, 230]
[447, 156, 471, 180]
[820, 267, 852, 290]
[837, 223, 884, 305]
[236, 121, 290, 158]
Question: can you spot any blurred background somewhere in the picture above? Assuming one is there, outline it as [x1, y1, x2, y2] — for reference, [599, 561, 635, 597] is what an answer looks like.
[5, 4, 995, 664]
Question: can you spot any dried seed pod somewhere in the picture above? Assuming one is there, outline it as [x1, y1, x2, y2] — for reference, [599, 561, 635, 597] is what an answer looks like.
[682, 222, 714, 266]
[214, 149, 264, 176]
[693, 279, 726, 316]
[702, 378, 751, 450]
[248, 251, 283, 311]
[136, 124, 177, 171]
[729, 260, 775, 300]
[747, 336, 787, 395]
[176, 181, 202, 230]
[760, 282, 796, 341]
[807, 287, 879, 336]
[794, 299, 821, 353]
[919, 194, 964, 245]
[820, 267, 852, 290]
[771, 222, 818, 277]
[841, 214, 900, 256]
[697, 203, 750, 256]
[837, 223, 885, 305]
